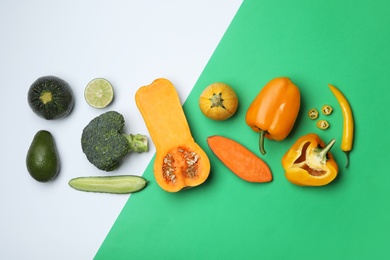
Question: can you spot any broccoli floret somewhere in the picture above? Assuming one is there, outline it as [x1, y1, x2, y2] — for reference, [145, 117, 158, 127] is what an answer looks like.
[81, 111, 148, 171]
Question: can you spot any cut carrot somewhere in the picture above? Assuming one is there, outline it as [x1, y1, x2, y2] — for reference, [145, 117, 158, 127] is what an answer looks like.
[207, 135, 272, 183]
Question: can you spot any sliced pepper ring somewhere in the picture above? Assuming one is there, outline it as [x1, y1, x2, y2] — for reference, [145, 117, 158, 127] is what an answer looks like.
[317, 120, 330, 130]
[322, 105, 333, 115]
[308, 108, 319, 120]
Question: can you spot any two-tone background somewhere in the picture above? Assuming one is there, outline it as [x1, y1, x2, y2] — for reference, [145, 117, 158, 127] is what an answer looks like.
[2, 0, 389, 259]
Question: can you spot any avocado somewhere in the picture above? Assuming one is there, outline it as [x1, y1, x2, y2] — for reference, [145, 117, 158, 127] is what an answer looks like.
[26, 130, 60, 182]
[28, 75, 75, 120]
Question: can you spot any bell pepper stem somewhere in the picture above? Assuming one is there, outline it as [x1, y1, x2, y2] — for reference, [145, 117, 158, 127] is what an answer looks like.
[317, 138, 336, 158]
[259, 130, 267, 155]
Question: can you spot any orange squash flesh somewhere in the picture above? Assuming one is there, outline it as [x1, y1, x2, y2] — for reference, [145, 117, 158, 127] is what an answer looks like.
[135, 78, 210, 192]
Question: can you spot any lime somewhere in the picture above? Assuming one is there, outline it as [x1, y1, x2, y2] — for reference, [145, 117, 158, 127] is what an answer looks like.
[84, 78, 114, 108]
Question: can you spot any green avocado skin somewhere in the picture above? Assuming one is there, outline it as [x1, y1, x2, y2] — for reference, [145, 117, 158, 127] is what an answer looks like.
[26, 130, 60, 182]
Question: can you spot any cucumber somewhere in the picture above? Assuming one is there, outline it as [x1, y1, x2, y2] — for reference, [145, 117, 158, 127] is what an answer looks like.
[68, 175, 148, 194]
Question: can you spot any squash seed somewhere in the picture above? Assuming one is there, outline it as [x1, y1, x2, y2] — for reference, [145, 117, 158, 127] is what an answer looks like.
[162, 147, 200, 183]
[162, 153, 176, 183]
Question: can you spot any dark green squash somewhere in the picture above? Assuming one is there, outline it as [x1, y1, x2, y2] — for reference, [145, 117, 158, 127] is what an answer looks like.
[28, 75, 75, 120]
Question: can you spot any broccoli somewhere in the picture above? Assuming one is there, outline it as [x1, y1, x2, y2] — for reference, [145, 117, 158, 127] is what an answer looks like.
[81, 111, 148, 171]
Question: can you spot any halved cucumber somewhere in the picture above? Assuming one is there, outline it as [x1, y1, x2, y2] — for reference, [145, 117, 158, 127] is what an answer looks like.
[69, 175, 148, 194]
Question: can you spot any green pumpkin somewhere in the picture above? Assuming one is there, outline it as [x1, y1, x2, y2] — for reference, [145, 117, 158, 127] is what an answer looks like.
[28, 75, 75, 120]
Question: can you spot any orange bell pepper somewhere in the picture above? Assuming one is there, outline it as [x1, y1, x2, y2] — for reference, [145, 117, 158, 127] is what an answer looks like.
[245, 77, 301, 154]
[282, 133, 338, 186]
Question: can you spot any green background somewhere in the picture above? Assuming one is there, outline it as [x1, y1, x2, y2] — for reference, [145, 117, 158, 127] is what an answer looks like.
[96, 0, 389, 259]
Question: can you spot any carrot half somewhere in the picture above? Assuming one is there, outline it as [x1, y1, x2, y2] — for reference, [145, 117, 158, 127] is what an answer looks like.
[207, 135, 272, 182]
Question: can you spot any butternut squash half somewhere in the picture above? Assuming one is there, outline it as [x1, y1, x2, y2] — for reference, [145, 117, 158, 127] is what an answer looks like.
[135, 78, 210, 192]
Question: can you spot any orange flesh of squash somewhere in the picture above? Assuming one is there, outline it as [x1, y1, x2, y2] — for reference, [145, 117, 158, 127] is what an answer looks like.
[135, 78, 210, 192]
[207, 135, 272, 182]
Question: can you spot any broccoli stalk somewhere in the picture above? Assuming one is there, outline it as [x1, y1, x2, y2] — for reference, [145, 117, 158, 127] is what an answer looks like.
[81, 111, 148, 171]
[124, 134, 148, 153]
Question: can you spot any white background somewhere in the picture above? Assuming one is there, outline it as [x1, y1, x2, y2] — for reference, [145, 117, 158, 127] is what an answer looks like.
[0, 1, 242, 259]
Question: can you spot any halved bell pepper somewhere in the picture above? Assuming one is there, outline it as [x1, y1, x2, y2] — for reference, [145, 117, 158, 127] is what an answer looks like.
[245, 77, 300, 155]
[282, 133, 338, 186]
